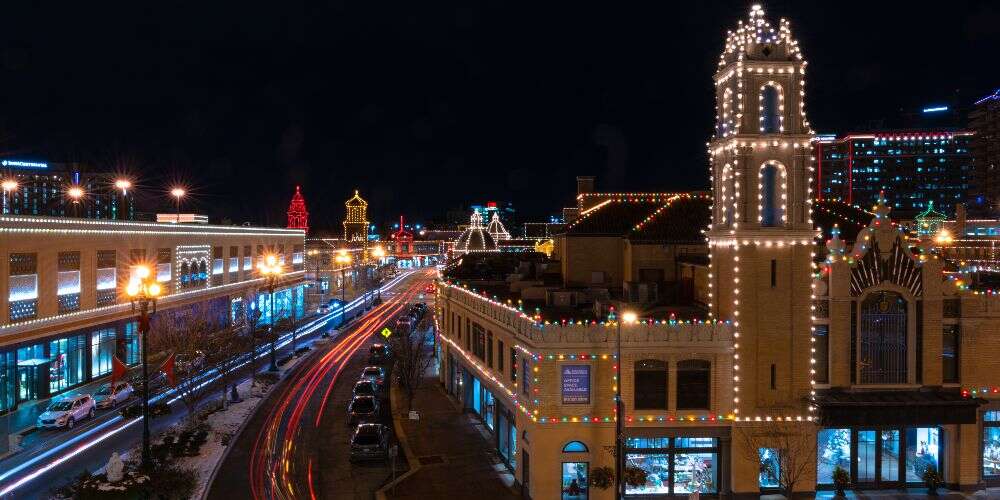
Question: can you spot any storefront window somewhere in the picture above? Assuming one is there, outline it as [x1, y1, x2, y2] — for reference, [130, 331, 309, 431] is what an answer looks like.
[510, 423, 517, 469]
[561, 462, 589, 499]
[674, 453, 716, 494]
[0, 351, 16, 413]
[91, 328, 117, 378]
[984, 411, 1000, 478]
[906, 427, 939, 482]
[625, 437, 718, 495]
[759, 448, 780, 488]
[817, 428, 852, 484]
[472, 377, 481, 414]
[483, 389, 495, 430]
[49, 335, 86, 393]
[124, 321, 140, 366]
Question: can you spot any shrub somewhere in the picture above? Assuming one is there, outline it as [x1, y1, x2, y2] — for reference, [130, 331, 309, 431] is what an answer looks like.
[589, 466, 614, 490]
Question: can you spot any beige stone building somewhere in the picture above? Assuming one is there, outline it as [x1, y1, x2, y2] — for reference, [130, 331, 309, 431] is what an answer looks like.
[0, 215, 305, 414]
[435, 4, 1000, 499]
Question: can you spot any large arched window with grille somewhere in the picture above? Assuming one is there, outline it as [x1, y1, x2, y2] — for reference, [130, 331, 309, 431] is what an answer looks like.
[760, 84, 781, 133]
[859, 291, 908, 384]
[759, 162, 784, 227]
[634, 359, 667, 410]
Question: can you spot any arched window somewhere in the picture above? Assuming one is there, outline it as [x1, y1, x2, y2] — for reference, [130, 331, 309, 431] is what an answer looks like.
[761, 85, 781, 133]
[180, 262, 191, 288]
[634, 359, 667, 410]
[859, 291, 907, 384]
[760, 163, 783, 227]
[198, 261, 208, 283]
[677, 359, 711, 410]
[562, 441, 589, 453]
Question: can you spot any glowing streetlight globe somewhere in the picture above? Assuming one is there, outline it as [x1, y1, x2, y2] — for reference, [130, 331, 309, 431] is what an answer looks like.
[171, 187, 186, 199]
[67, 186, 84, 200]
[1, 180, 17, 191]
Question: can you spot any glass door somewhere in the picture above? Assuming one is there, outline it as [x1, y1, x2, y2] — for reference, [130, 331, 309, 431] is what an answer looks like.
[854, 429, 903, 488]
[17, 366, 36, 402]
[856, 430, 877, 484]
[880, 430, 901, 485]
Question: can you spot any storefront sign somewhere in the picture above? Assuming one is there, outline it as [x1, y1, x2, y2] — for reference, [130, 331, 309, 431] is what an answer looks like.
[562, 365, 590, 404]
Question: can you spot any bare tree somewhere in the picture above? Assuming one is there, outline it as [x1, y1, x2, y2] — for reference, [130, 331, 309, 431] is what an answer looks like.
[206, 325, 250, 408]
[146, 312, 219, 416]
[389, 316, 435, 412]
[232, 292, 267, 390]
[738, 420, 817, 499]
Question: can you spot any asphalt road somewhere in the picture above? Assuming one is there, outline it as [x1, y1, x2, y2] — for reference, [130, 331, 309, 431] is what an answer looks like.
[208, 269, 433, 500]
[0, 273, 408, 500]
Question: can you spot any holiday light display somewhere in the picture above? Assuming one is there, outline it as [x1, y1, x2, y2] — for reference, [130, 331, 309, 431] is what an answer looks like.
[286, 185, 309, 232]
[343, 190, 369, 242]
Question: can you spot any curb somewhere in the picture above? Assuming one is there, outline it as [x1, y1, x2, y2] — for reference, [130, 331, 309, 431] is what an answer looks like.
[375, 378, 421, 500]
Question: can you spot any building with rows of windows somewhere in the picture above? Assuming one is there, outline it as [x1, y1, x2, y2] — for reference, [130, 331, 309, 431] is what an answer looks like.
[814, 131, 974, 219]
[0, 215, 305, 414]
[0, 160, 136, 220]
[434, 5, 1000, 498]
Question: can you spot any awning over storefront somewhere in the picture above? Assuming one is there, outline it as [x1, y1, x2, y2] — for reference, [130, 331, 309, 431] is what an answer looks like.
[815, 389, 984, 427]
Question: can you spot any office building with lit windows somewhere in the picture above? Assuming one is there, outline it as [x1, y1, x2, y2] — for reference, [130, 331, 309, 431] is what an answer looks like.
[0, 216, 305, 414]
[0, 160, 136, 220]
[815, 131, 974, 217]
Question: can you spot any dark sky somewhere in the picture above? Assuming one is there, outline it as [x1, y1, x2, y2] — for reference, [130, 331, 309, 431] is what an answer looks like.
[2, 1, 999, 229]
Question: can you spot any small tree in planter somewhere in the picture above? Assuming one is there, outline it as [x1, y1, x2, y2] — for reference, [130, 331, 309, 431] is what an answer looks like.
[922, 464, 943, 496]
[589, 466, 614, 490]
[832, 465, 850, 497]
[739, 420, 817, 500]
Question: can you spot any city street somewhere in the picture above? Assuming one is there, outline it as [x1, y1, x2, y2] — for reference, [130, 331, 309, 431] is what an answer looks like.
[0, 273, 408, 500]
[209, 269, 433, 500]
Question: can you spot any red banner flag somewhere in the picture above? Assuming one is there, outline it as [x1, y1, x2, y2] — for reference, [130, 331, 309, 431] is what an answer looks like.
[111, 355, 128, 386]
[162, 353, 177, 387]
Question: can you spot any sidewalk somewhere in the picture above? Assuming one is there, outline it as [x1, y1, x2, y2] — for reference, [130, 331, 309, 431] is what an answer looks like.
[383, 334, 519, 500]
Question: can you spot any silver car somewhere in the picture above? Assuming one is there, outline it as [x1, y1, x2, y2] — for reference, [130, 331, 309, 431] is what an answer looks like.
[94, 382, 133, 409]
[37, 394, 96, 429]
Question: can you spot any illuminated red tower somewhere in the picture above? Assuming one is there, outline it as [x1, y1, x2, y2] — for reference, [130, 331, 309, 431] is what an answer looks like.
[394, 215, 413, 256]
[286, 185, 309, 232]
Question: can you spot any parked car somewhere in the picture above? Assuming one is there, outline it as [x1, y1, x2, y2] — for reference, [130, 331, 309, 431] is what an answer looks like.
[317, 304, 331, 315]
[94, 382, 134, 409]
[368, 343, 390, 364]
[349, 423, 389, 462]
[352, 379, 380, 399]
[395, 316, 414, 332]
[37, 394, 96, 429]
[347, 395, 380, 425]
[360, 366, 386, 387]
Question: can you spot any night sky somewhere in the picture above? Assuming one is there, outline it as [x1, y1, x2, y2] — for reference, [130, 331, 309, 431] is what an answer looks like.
[2, 1, 999, 229]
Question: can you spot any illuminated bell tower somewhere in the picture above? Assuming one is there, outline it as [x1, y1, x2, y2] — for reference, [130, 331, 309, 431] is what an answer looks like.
[706, 5, 816, 419]
[343, 190, 369, 242]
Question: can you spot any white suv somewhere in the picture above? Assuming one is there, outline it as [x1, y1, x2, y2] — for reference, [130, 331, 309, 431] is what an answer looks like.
[37, 394, 96, 429]
[94, 382, 133, 409]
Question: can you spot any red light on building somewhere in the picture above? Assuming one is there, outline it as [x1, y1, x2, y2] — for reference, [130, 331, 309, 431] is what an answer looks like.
[287, 185, 309, 232]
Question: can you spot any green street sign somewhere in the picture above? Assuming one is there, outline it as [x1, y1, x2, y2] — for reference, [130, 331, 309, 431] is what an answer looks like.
[381, 327, 392, 338]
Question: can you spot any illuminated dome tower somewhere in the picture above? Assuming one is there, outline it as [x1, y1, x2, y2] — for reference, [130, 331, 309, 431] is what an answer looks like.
[286, 185, 309, 232]
[454, 209, 498, 255]
[486, 211, 511, 241]
[706, 4, 816, 423]
[343, 190, 369, 242]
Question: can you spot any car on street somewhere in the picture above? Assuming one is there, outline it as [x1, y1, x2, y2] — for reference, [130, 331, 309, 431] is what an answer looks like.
[368, 343, 390, 364]
[176, 350, 205, 374]
[317, 304, 331, 315]
[349, 423, 390, 462]
[37, 394, 96, 429]
[360, 366, 386, 386]
[347, 395, 380, 425]
[93, 382, 134, 409]
[352, 379, 380, 399]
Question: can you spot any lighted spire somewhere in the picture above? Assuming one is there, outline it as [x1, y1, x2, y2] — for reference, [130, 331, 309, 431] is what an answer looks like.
[286, 185, 309, 232]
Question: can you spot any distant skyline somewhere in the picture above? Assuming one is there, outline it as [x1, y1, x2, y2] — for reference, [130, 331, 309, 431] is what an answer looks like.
[2, 1, 999, 228]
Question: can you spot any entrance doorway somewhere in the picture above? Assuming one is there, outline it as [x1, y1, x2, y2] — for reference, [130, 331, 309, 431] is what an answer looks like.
[17, 366, 37, 402]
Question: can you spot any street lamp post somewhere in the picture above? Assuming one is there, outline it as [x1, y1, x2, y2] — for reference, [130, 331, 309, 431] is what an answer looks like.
[371, 246, 385, 302]
[170, 187, 185, 223]
[67, 185, 84, 218]
[1, 179, 17, 215]
[613, 308, 637, 500]
[258, 254, 283, 369]
[335, 250, 352, 305]
[125, 265, 163, 469]
[115, 179, 131, 221]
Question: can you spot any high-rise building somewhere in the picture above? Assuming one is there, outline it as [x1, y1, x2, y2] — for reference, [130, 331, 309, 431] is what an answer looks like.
[343, 190, 369, 242]
[286, 185, 309, 233]
[815, 131, 974, 217]
[0, 160, 135, 220]
[971, 88, 1000, 215]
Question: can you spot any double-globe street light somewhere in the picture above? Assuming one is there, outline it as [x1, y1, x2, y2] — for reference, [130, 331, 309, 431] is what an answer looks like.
[612, 308, 637, 500]
[125, 265, 163, 469]
[335, 250, 352, 304]
[258, 254, 284, 370]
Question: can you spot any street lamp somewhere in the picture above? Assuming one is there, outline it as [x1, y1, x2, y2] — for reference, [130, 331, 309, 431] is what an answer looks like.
[170, 187, 185, 223]
[335, 250, 352, 304]
[67, 185, 84, 217]
[1, 179, 17, 215]
[612, 308, 637, 500]
[115, 178, 132, 195]
[258, 254, 284, 368]
[371, 246, 386, 302]
[114, 179, 132, 220]
[125, 264, 162, 469]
